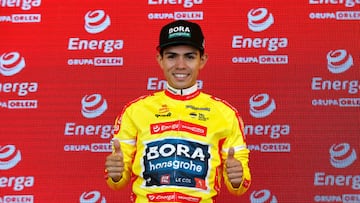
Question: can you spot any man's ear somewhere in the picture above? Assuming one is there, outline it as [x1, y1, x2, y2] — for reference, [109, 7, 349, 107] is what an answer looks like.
[199, 53, 208, 70]
[156, 53, 164, 69]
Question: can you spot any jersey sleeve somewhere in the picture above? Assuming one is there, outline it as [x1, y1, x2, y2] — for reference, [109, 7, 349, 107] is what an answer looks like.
[106, 106, 137, 190]
[222, 113, 251, 196]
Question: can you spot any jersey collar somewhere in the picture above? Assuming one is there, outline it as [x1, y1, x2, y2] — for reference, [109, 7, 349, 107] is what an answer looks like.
[165, 83, 200, 100]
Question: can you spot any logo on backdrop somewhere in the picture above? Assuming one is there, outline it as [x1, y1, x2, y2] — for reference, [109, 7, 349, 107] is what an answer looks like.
[313, 143, 359, 202]
[0, 52, 26, 76]
[0, 145, 21, 170]
[0, 144, 35, 199]
[247, 8, 274, 32]
[311, 49, 359, 107]
[81, 94, 108, 118]
[232, 8, 289, 65]
[327, 49, 353, 74]
[84, 10, 111, 34]
[147, 0, 204, 20]
[329, 143, 357, 169]
[0, 0, 41, 23]
[249, 93, 276, 118]
[67, 10, 124, 67]
[250, 189, 278, 203]
[64, 93, 113, 153]
[309, 0, 360, 20]
[0, 52, 39, 110]
[246, 93, 291, 153]
[80, 191, 106, 203]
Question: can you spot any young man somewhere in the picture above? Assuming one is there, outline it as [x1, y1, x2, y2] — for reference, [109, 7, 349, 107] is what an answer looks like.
[105, 20, 251, 202]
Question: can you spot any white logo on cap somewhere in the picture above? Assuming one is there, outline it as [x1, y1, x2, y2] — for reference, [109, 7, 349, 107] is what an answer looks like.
[80, 191, 106, 203]
[329, 143, 357, 168]
[249, 93, 276, 118]
[168, 26, 191, 38]
[250, 189, 278, 203]
[84, 10, 111, 34]
[0, 145, 21, 170]
[248, 8, 274, 32]
[81, 94, 108, 118]
[327, 49, 353, 74]
[0, 52, 26, 76]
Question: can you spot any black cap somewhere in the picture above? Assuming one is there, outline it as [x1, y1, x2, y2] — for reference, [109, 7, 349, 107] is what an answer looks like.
[157, 20, 205, 51]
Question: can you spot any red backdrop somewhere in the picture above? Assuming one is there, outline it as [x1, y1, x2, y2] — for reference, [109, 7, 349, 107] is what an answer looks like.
[1, 1, 359, 202]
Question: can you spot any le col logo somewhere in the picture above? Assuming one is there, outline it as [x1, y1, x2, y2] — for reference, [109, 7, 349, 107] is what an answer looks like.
[250, 189, 278, 203]
[0, 145, 35, 191]
[81, 94, 108, 119]
[80, 191, 106, 203]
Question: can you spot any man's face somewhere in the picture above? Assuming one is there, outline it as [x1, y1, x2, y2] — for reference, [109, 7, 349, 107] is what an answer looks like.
[157, 45, 208, 89]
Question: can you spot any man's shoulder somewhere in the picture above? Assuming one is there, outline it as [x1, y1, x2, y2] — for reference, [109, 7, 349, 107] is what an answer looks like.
[126, 91, 165, 106]
[199, 92, 239, 113]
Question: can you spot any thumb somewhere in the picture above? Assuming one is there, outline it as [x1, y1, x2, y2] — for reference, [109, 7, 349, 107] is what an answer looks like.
[112, 139, 122, 155]
[227, 147, 235, 160]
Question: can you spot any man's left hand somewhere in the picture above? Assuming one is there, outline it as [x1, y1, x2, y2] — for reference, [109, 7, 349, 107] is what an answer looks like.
[226, 147, 243, 188]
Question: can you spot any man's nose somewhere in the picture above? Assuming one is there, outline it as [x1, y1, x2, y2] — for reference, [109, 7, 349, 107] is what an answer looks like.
[176, 57, 186, 68]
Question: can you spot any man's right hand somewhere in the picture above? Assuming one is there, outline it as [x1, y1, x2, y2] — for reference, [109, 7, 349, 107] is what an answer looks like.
[105, 139, 124, 182]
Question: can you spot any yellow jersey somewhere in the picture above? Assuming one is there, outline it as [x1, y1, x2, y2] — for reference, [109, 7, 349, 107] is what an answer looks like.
[107, 87, 251, 203]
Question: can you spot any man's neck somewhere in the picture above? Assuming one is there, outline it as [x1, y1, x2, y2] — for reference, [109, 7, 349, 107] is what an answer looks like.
[166, 83, 198, 96]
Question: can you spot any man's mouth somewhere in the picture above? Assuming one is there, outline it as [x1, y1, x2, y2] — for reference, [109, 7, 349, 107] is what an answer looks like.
[173, 73, 188, 79]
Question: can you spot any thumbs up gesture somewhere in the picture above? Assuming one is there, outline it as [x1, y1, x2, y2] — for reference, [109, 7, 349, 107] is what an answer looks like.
[226, 147, 243, 188]
[105, 139, 124, 182]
